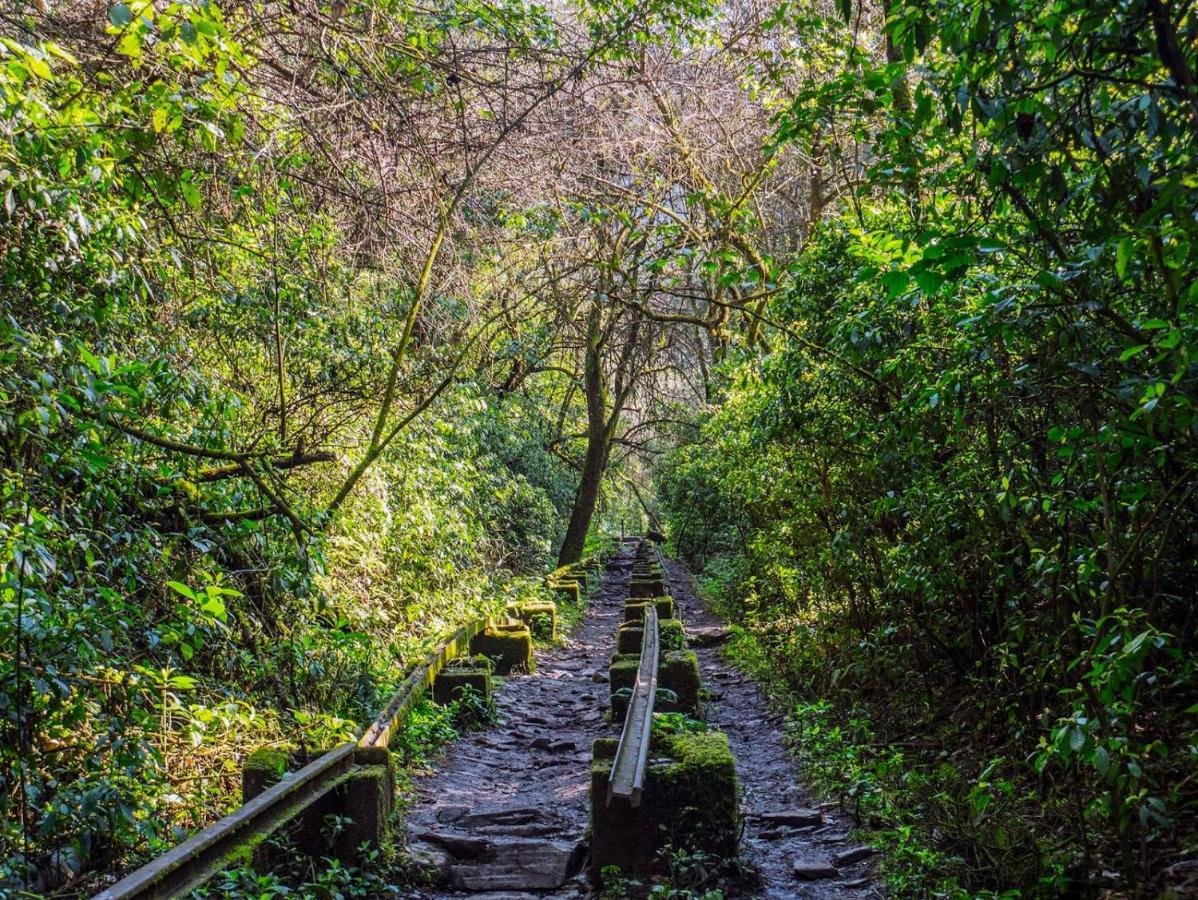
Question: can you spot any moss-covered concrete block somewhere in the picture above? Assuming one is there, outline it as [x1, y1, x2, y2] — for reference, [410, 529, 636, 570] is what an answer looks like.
[609, 650, 701, 719]
[590, 730, 739, 882]
[549, 579, 582, 605]
[616, 622, 643, 655]
[330, 764, 392, 861]
[662, 650, 701, 713]
[243, 747, 289, 802]
[505, 600, 557, 640]
[623, 596, 675, 622]
[433, 666, 492, 706]
[629, 578, 666, 598]
[469, 622, 533, 674]
[617, 618, 684, 654]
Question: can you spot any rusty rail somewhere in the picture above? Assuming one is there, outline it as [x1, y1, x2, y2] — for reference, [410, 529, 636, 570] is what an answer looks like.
[608, 605, 659, 807]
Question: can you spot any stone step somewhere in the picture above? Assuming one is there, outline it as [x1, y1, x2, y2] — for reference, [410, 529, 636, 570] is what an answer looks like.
[448, 839, 586, 891]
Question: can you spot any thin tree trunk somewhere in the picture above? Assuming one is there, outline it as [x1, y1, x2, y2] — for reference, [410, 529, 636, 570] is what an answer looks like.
[558, 300, 608, 565]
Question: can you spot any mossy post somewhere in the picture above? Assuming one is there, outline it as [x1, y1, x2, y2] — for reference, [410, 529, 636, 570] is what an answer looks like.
[243, 747, 289, 802]
[617, 618, 683, 654]
[240, 746, 394, 864]
[590, 730, 739, 883]
[469, 622, 533, 674]
[505, 599, 557, 640]
[629, 577, 666, 599]
[433, 658, 493, 706]
[623, 596, 675, 622]
[609, 650, 701, 719]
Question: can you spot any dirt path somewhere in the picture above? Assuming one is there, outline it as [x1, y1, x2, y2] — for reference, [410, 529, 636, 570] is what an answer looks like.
[399, 546, 881, 898]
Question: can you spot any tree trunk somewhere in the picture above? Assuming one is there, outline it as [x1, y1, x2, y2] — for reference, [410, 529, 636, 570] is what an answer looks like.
[557, 300, 609, 566]
[557, 423, 608, 565]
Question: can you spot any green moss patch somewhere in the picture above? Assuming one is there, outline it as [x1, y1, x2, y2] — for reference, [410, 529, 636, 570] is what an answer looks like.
[505, 599, 557, 640]
[468, 622, 533, 674]
[623, 596, 675, 622]
[589, 730, 739, 882]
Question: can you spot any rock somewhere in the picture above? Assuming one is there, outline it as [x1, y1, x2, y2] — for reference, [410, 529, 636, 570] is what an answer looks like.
[406, 841, 452, 876]
[792, 856, 839, 880]
[414, 831, 493, 860]
[687, 626, 732, 646]
[435, 804, 469, 824]
[835, 845, 876, 867]
[756, 808, 823, 827]
[474, 823, 559, 837]
[592, 670, 609, 683]
[458, 806, 543, 828]
[449, 839, 585, 891]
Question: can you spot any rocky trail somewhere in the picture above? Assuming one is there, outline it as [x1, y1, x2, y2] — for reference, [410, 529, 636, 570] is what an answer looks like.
[400, 545, 881, 898]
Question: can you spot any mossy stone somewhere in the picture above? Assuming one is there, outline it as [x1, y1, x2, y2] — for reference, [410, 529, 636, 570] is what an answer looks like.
[433, 667, 492, 706]
[609, 650, 701, 718]
[549, 579, 582, 605]
[469, 622, 533, 674]
[505, 599, 556, 639]
[623, 596, 674, 622]
[617, 618, 683, 654]
[629, 578, 666, 599]
[243, 747, 289, 801]
[589, 730, 739, 882]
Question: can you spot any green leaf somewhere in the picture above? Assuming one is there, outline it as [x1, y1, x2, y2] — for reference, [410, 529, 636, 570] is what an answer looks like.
[109, 3, 134, 26]
[1119, 344, 1148, 362]
[151, 107, 167, 133]
[1069, 727, 1086, 752]
[1093, 746, 1109, 776]
[166, 581, 197, 601]
[1115, 237, 1134, 279]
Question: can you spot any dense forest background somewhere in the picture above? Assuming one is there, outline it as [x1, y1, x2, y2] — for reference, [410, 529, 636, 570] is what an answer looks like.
[2, 0, 1196, 895]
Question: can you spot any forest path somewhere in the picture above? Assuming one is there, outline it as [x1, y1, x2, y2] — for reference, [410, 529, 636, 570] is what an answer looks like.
[400, 546, 633, 898]
[400, 546, 881, 897]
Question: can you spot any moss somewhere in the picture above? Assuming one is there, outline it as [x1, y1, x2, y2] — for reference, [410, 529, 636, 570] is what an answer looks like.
[616, 623, 643, 654]
[649, 730, 739, 858]
[242, 747, 289, 801]
[432, 668, 492, 706]
[617, 617, 684, 654]
[661, 650, 701, 713]
[505, 599, 556, 640]
[623, 596, 674, 622]
[590, 731, 739, 880]
[629, 578, 666, 599]
[548, 579, 582, 605]
[609, 650, 700, 717]
[468, 622, 532, 674]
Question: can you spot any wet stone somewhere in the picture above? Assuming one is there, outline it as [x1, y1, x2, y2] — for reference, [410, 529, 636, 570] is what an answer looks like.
[792, 856, 839, 880]
[835, 845, 876, 867]
[755, 808, 823, 827]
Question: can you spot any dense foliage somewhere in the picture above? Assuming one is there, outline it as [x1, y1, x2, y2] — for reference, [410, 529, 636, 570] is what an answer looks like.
[4, 0, 1197, 895]
[660, 0, 1198, 894]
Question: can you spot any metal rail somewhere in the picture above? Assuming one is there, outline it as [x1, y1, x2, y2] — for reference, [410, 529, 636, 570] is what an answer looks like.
[359, 617, 489, 749]
[95, 616, 493, 899]
[93, 743, 357, 900]
[608, 605, 659, 807]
